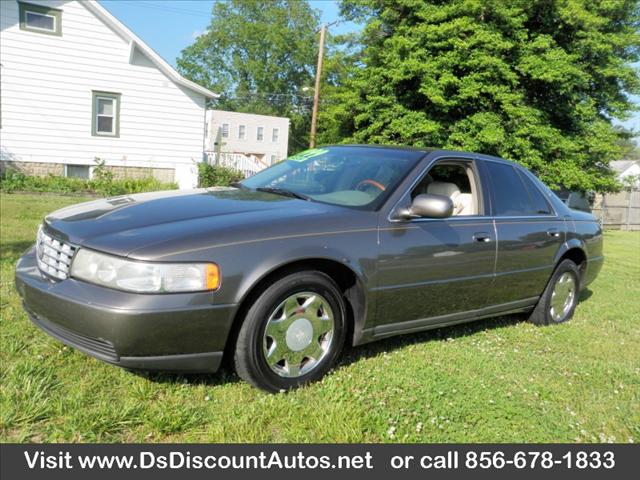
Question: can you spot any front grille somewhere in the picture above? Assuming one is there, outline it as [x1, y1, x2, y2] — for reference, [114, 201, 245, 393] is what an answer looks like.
[36, 226, 77, 280]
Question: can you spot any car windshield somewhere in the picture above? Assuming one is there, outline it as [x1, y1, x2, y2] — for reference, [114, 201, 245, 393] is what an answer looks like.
[240, 146, 425, 209]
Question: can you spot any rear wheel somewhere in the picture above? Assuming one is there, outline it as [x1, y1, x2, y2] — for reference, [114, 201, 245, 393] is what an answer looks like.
[528, 259, 580, 325]
[234, 271, 346, 392]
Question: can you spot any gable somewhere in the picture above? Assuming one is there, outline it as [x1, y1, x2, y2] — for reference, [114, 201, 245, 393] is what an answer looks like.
[2, 1, 216, 98]
[129, 44, 156, 69]
[80, 1, 217, 99]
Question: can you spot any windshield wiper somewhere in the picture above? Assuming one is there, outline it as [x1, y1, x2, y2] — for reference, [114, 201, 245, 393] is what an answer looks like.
[256, 187, 310, 201]
[230, 181, 248, 190]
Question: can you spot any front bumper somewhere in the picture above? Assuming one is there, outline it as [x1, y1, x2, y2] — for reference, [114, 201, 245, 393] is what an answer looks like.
[15, 247, 238, 373]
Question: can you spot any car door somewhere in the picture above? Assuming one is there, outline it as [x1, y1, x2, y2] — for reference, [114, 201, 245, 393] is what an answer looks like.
[480, 160, 565, 306]
[374, 156, 496, 333]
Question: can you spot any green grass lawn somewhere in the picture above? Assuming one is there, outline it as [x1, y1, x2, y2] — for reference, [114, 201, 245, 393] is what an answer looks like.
[1, 193, 639, 443]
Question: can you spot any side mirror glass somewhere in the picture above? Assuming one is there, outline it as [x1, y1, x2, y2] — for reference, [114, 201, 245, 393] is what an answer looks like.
[396, 193, 454, 220]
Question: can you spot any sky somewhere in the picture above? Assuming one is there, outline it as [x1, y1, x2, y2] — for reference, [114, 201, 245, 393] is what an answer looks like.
[99, 0, 359, 66]
[99, 0, 638, 137]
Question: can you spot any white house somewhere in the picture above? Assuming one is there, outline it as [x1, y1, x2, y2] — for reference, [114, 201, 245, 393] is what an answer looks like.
[205, 110, 290, 168]
[0, 0, 218, 189]
[611, 159, 640, 187]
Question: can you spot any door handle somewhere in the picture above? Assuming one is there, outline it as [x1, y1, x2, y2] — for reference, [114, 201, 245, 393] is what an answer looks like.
[547, 228, 561, 238]
[472, 232, 492, 243]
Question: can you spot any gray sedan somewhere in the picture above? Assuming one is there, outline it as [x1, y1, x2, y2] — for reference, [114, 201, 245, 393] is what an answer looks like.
[16, 146, 604, 392]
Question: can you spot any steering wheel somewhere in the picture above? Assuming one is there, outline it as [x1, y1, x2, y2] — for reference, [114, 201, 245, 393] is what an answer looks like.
[355, 179, 386, 192]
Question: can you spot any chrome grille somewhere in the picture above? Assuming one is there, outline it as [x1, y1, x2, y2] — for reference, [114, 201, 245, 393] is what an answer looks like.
[36, 226, 77, 280]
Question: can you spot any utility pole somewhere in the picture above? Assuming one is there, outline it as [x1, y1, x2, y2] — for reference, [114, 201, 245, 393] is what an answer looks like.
[309, 23, 326, 148]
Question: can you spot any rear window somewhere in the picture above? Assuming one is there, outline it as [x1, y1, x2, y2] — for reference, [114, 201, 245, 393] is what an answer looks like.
[485, 162, 550, 216]
[516, 169, 552, 215]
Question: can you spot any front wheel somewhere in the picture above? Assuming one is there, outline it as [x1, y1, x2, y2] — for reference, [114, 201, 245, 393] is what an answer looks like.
[234, 271, 346, 392]
[528, 259, 581, 325]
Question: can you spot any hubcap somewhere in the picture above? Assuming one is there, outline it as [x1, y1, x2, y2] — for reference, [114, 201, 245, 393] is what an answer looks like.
[262, 292, 334, 378]
[549, 272, 576, 321]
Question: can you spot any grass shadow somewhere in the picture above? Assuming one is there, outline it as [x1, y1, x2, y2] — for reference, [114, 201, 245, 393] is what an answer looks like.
[131, 368, 242, 388]
[338, 313, 525, 369]
[141, 313, 527, 388]
[0, 240, 33, 264]
[579, 288, 593, 302]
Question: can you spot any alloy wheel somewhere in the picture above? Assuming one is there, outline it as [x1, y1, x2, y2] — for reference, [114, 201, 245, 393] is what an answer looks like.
[262, 292, 335, 378]
[549, 272, 576, 322]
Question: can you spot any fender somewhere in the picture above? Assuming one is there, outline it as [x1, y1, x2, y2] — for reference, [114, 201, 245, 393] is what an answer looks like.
[228, 243, 374, 347]
[553, 238, 587, 265]
[234, 244, 370, 305]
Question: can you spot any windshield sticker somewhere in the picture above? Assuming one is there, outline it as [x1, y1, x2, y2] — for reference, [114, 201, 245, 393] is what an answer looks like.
[287, 148, 328, 162]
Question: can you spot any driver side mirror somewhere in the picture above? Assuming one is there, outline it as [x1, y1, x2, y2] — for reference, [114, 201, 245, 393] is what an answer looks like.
[395, 194, 454, 220]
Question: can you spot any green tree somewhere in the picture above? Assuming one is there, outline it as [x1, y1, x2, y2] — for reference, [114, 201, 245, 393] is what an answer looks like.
[317, 31, 366, 145]
[177, 0, 320, 153]
[322, 0, 640, 192]
[615, 125, 640, 159]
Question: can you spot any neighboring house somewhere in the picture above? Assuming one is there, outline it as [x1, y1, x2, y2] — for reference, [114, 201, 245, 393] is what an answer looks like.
[591, 159, 640, 230]
[553, 188, 593, 213]
[0, 0, 218, 189]
[205, 110, 290, 167]
[610, 159, 640, 187]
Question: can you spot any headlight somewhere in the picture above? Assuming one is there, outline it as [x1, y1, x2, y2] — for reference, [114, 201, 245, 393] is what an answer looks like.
[70, 249, 220, 293]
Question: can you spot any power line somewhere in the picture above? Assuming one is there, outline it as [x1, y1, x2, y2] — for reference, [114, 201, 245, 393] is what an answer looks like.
[143, 1, 214, 13]
[315, 20, 340, 33]
[102, 0, 213, 17]
[142, 0, 216, 15]
[218, 91, 315, 100]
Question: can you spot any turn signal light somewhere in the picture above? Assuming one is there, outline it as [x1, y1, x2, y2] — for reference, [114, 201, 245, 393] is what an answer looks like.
[206, 263, 221, 290]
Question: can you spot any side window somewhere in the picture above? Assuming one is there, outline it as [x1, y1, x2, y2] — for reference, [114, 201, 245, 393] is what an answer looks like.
[92, 91, 120, 137]
[19, 2, 62, 36]
[411, 162, 480, 216]
[485, 162, 546, 216]
[516, 169, 552, 215]
[65, 165, 90, 179]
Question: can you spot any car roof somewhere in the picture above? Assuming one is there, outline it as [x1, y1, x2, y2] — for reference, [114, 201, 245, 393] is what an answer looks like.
[332, 144, 437, 154]
[325, 144, 519, 166]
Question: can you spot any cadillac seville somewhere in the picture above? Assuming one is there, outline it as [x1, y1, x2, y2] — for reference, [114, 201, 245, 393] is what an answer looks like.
[15, 146, 603, 392]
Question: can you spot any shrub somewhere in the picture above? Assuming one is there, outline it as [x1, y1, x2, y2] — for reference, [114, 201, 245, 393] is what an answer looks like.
[91, 157, 114, 193]
[198, 162, 244, 187]
[0, 169, 177, 196]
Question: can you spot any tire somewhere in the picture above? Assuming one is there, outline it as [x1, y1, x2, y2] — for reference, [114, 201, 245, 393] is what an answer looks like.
[528, 259, 581, 326]
[234, 271, 346, 392]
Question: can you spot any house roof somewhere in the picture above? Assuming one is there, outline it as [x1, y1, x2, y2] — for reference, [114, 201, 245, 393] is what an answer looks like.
[207, 109, 291, 123]
[85, 1, 218, 99]
[610, 160, 640, 174]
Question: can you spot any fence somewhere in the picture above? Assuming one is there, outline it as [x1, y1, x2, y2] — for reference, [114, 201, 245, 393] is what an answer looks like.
[592, 189, 640, 231]
[203, 151, 270, 178]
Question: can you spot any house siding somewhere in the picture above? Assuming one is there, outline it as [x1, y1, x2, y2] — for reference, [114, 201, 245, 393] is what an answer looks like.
[0, 0, 207, 188]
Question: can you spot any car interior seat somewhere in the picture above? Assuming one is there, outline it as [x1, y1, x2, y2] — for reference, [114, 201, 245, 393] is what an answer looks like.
[455, 193, 474, 215]
[426, 181, 472, 216]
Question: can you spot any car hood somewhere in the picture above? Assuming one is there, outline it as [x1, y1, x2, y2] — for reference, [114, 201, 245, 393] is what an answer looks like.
[44, 188, 354, 259]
